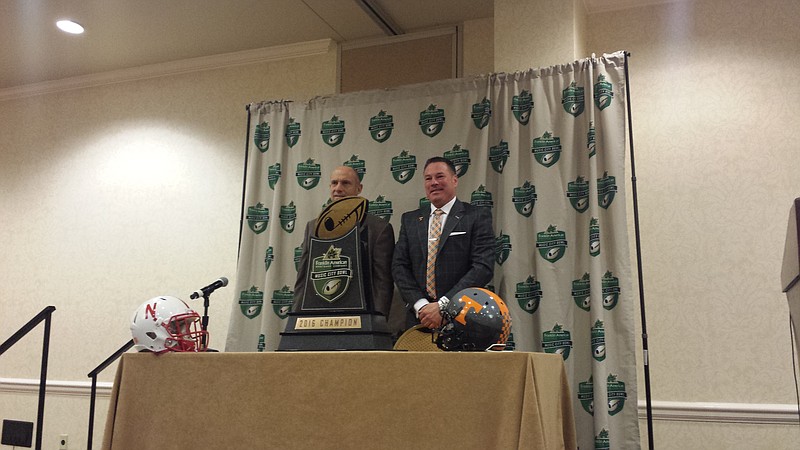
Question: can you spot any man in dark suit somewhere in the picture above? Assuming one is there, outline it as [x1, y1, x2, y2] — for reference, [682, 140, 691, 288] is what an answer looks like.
[293, 166, 395, 317]
[392, 157, 494, 330]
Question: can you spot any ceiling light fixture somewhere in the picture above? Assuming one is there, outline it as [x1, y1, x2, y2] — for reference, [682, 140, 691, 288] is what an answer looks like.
[56, 20, 84, 34]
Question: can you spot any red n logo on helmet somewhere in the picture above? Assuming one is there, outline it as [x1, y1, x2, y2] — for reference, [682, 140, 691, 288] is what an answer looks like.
[145, 302, 158, 321]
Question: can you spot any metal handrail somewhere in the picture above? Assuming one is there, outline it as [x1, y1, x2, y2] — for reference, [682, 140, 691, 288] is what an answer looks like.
[0, 305, 56, 450]
[86, 339, 134, 450]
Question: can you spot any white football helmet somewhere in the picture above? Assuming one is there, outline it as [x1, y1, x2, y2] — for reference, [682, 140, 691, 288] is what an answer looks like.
[130, 296, 208, 353]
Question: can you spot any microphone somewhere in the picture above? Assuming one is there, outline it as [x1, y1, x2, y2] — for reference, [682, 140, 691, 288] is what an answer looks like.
[190, 277, 229, 299]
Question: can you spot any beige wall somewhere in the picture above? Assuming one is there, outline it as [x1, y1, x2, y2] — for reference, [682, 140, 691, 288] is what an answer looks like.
[462, 17, 494, 77]
[3, 0, 800, 448]
[495, 0, 585, 72]
[589, 0, 799, 404]
[0, 51, 337, 450]
[341, 32, 456, 92]
[586, 0, 800, 447]
[590, 0, 799, 403]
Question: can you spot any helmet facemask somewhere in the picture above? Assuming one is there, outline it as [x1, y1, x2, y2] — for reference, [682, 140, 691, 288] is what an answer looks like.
[163, 312, 208, 352]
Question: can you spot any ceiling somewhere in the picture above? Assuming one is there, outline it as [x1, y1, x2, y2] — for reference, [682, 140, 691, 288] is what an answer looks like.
[0, 0, 676, 91]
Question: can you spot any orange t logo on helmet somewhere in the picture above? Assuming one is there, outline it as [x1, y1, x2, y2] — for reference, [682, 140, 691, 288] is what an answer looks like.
[455, 296, 484, 325]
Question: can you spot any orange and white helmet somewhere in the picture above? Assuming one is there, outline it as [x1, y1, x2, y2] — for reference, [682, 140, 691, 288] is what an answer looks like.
[436, 288, 512, 351]
[130, 296, 208, 353]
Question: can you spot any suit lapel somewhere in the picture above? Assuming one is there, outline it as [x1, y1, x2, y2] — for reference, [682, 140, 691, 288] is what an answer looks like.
[438, 199, 464, 252]
[414, 208, 428, 256]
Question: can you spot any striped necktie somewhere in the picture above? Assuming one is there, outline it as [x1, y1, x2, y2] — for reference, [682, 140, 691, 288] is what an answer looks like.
[426, 209, 444, 299]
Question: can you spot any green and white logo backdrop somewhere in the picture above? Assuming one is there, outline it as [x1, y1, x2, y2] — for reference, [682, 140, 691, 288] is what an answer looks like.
[227, 51, 639, 449]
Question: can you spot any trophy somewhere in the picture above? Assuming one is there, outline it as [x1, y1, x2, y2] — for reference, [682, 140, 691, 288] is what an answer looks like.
[278, 196, 393, 350]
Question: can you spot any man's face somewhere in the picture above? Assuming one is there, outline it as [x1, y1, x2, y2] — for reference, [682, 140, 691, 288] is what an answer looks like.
[424, 162, 458, 208]
[329, 167, 363, 200]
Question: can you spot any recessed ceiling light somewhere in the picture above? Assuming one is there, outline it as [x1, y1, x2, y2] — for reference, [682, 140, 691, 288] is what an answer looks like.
[56, 20, 84, 35]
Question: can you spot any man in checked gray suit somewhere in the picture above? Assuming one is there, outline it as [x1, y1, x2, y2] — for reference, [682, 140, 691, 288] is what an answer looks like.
[392, 156, 495, 331]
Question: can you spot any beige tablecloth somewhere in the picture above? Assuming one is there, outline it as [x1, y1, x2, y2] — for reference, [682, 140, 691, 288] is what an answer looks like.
[103, 351, 576, 450]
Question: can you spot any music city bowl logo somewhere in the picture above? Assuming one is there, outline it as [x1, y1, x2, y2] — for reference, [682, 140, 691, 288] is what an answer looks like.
[296, 158, 321, 190]
[536, 225, 567, 263]
[594, 74, 614, 110]
[444, 144, 471, 177]
[239, 286, 264, 319]
[391, 150, 417, 184]
[311, 245, 352, 303]
[592, 319, 606, 362]
[254, 121, 270, 152]
[571, 273, 591, 311]
[419, 197, 431, 210]
[512, 181, 537, 218]
[367, 195, 393, 221]
[505, 332, 516, 351]
[588, 121, 597, 158]
[542, 323, 572, 360]
[562, 81, 585, 117]
[471, 97, 492, 129]
[246, 203, 269, 234]
[264, 246, 274, 272]
[515, 275, 542, 314]
[607, 374, 628, 416]
[284, 117, 301, 148]
[419, 104, 445, 137]
[489, 140, 510, 174]
[267, 163, 281, 190]
[271, 286, 294, 319]
[602, 271, 620, 310]
[495, 232, 511, 265]
[320, 115, 346, 147]
[369, 110, 394, 143]
[257, 334, 266, 352]
[344, 155, 366, 181]
[470, 185, 494, 209]
[598, 172, 618, 209]
[578, 375, 594, 415]
[279, 201, 297, 233]
[590, 217, 601, 257]
[512, 90, 533, 125]
[532, 131, 562, 168]
[595, 429, 610, 450]
[294, 246, 303, 271]
[567, 176, 590, 213]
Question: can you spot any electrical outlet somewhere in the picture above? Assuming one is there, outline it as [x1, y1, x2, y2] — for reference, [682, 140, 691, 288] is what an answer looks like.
[59, 433, 68, 450]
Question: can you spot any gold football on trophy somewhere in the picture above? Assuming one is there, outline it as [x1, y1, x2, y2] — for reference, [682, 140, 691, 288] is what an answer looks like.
[314, 196, 367, 239]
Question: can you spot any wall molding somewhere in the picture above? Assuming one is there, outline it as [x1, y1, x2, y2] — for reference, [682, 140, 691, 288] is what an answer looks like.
[0, 39, 335, 102]
[0, 378, 114, 398]
[2, 377, 797, 425]
[639, 400, 799, 425]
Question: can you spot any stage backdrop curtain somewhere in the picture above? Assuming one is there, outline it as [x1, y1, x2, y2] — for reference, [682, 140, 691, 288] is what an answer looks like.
[226, 51, 639, 449]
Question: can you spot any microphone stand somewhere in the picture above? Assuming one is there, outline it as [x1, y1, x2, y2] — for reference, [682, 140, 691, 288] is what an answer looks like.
[199, 293, 218, 352]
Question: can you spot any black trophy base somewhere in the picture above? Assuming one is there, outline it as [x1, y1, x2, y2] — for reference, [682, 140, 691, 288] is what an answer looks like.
[277, 313, 393, 351]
